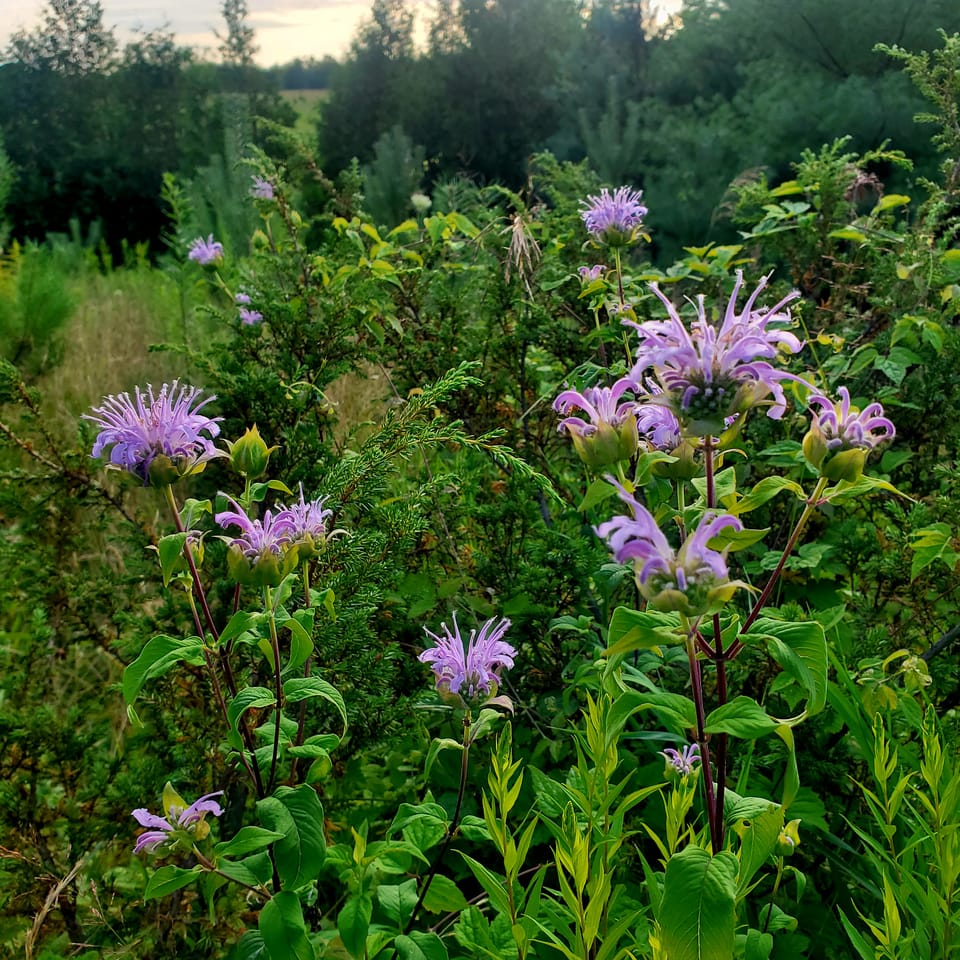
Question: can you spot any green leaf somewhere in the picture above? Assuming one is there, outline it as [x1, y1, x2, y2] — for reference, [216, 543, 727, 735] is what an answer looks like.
[872, 193, 910, 213]
[282, 676, 348, 731]
[740, 929, 774, 960]
[635, 690, 698, 737]
[156, 532, 189, 586]
[219, 611, 260, 646]
[259, 891, 316, 960]
[216, 857, 268, 888]
[704, 697, 778, 739]
[909, 523, 959, 580]
[660, 846, 738, 960]
[337, 894, 372, 960]
[731, 476, 806, 515]
[256, 784, 326, 891]
[123, 635, 206, 704]
[215, 826, 286, 859]
[228, 931, 267, 960]
[143, 864, 202, 901]
[732, 803, 783, 894]
[837, 907, 877, 960]
[691, 466, 737, 504]
[747, 617, 828, 718]
[422, 873, 469, 913]
[395, 932, 449, 960]
[827, 227, 867, 242]
[604, 606, 681, 657]
[377, 879, 418, 927]
[424, 737, 463, 780]
[226, 686, 276, 751]
[459, 853, 512, 915]
[578, 476, 618, 512]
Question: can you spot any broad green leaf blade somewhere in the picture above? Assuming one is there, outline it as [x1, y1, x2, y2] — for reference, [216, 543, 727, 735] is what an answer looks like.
[604, 606, 681, 657]
[259, 890, 316, 960]
[215, 826, 285, 859]
[143, 864, 202, 901]
[746, 617, 828, 717]
[395, 932, 449, 960]
[282, 676, 348, 731]
[704, 696, 778, 739]
[123, 635, 206, 704]
[257, 784, 326, 891]
[337, 894, 372, 960]
[660, 846, 738, 960]
[227, 686, 277, 750]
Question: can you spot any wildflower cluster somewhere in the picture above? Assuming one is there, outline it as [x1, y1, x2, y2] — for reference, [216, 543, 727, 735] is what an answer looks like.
[418, 613, 516, 709]
[580, 186, 647, 247]
[596, 481, 746, 616]
[626, 272, 806, 436]
[132, 783, 223, 855]
[217, 486, 339, 585]
[85, 380, 224, 486]
[188, 234, 224, 265]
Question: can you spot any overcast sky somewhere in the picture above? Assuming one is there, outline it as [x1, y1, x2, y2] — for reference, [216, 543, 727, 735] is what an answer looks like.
[0, 0, 428, 65]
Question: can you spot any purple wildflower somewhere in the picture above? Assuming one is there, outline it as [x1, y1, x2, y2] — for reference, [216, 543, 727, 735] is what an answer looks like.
[187, 234, 224, 265]
[132, 785, 223, 854]
[215, 496, 293, 559]
[235, 292, 252, 305]
[251, 176, 275, 200]
[578, 264, 606, 282]
[634, 380, 683, 451]
[419, 613, 516, 703]
[660, 743, 701, 777]
[276, 485, 345, 559]
[803, 386, 895, 481]
[85, 380, 223, 485]
[626, 271, 807, 435]
[580, 186, 648, 246]
[595, 480, 745, 615]
[807, 387, 895, 451]
[554, 375, 640, 468]
[239, 308, 263, 326]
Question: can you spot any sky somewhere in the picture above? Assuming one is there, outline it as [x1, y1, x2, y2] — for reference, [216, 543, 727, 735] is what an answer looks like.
[0, 0, 429, 66]
[0, 0, 680, 67]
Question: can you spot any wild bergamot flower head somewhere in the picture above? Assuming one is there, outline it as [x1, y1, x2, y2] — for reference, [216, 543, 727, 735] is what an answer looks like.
[85, 380, 224, 486]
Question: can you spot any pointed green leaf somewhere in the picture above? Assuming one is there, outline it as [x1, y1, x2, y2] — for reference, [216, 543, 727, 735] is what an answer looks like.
[143, 864, 202, 901]
[660, 846, 738, 960]
[337, 894, 372, 960]
[123, 635, 206, 704]
[259, 890, 316, 960]
[705, 697, 778, 739]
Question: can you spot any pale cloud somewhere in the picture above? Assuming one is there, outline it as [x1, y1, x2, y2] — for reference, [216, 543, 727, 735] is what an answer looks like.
[0, 0, 418, 64]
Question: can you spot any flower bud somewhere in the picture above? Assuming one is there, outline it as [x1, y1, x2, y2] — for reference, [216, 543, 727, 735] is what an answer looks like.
[821, 447, 867, 483]
[802, 424, 829, 471]
[226, 425, 276, 480]
[570, 416, 638, 470]
[777, 819, 801, 856]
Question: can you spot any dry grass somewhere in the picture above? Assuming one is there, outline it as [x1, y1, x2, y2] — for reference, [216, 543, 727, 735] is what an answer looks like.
[38, 269, 187, 432]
